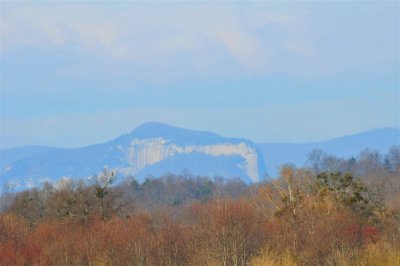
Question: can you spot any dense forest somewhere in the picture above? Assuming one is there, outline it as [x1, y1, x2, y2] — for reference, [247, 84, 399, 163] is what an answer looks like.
[0, 147, 399, 265]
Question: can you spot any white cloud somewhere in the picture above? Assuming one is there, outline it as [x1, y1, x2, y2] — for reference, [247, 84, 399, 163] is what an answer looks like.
[1, 6, 122, 54]
[1, 4, 309, 73]
[1, 2, 398, 81]
[216, 29, 265, 70]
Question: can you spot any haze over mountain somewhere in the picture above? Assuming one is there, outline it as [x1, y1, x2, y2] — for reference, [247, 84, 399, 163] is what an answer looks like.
[0, 122, 266, 190]
[259, 127, 400, 176]
[1, 123, 399, 191]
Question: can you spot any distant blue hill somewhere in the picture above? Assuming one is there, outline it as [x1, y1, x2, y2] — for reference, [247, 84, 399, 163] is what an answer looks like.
[258, 127, 400, 177]
[0, 146, 61, 172]
[1, 125, 398, 191]
[0, 122, 265, 191]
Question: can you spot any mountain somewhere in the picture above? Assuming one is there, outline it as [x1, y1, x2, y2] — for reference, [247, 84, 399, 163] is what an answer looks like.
[2, 125, 399, 191]
[258, 127, 400, 177]
[0, 146, 61, 172]
[0, 122, 266, 190]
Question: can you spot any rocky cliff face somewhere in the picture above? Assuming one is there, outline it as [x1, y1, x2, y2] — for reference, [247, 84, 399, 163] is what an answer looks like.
[118, 138, 260, 182]
[1, 123, 266, 190]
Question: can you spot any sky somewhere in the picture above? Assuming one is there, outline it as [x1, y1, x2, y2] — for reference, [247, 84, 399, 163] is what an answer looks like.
[0, 1, 399, 149]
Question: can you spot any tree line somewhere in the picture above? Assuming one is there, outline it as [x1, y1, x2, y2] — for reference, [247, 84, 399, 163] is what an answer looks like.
[0, 147, 399, 265]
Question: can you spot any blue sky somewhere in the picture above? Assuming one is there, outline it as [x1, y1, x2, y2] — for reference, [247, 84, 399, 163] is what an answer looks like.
[1, 1, 399, 148]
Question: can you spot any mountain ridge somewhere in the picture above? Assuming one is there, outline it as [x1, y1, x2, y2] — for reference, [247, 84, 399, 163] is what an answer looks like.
[258, 127, 400, 176]
[1, 122, 265, 190]
[1, 124, 399, 190]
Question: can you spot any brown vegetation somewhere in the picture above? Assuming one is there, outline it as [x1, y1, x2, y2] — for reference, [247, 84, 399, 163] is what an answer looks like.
[0, 148, 399, 265]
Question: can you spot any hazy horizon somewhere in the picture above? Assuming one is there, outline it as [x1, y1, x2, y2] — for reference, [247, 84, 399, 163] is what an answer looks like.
[1, 2, 399, 149]
[1, 122, 399, 150]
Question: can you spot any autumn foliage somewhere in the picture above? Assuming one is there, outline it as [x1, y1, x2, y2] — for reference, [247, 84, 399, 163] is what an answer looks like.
[0, 148, 399, 265]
